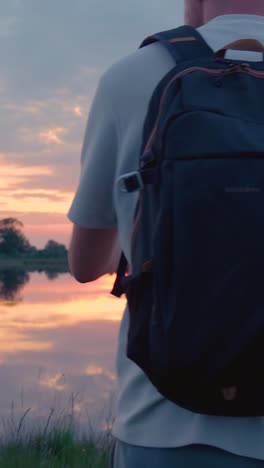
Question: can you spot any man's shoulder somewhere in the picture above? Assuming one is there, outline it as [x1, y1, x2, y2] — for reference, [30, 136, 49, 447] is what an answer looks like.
[100, 41, 172, 94]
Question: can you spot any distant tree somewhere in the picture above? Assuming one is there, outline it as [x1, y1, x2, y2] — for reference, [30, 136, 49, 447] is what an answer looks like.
[42, 240, 67, 258]
[0, 218, 23, 229]
[27, 246, 38, 256]
[0, 218, 31, 256]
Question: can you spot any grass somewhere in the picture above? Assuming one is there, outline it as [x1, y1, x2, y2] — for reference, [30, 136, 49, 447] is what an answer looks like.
[0, 397, 114, 467]
[0, 430, 110, 467]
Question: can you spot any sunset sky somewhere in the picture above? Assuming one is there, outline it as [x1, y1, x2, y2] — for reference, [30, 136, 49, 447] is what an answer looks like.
[1, 0, 183, 249]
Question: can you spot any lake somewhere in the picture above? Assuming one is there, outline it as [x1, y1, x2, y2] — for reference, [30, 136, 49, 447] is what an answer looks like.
[0, 270, 126, 440]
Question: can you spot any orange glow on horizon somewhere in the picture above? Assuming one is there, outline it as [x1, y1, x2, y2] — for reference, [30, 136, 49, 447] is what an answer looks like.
[0, 149, 77, 246]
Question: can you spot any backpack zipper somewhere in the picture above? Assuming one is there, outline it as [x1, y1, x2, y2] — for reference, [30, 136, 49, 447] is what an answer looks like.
[144, 64, 264, 155]
[131, 63, 264, 268]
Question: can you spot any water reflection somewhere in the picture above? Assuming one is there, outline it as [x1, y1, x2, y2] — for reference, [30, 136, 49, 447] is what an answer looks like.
[45, 270, 61, 281]
[0, 271, 126, 437]
[0, 266, 72, 303]
[0, 269, 30, 302]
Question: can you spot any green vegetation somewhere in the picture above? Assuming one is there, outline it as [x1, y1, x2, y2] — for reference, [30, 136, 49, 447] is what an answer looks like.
[0, 400, 113, 467]
[0, 218, 69, 271]
[0, 431, 110, 467]
[0, 218, 70, 300]
[0, 218, 31, 257]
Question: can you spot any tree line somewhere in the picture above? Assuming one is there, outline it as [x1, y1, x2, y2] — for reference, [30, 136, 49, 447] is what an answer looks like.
[0, 218, 67, 258]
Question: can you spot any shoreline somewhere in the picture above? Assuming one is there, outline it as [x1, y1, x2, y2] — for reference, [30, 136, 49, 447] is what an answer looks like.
[0, 257, 70, 272]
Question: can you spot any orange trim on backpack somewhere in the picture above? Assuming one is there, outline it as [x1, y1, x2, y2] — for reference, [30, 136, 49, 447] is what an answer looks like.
[169, 37, 196, 43]
[144, 64, 264, 153]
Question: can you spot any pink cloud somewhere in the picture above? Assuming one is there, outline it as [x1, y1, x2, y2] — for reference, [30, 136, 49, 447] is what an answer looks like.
[39, 127, 67, 145]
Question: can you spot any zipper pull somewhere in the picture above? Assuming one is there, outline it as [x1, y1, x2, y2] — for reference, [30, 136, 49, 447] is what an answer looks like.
[224, 62, 250, 75]
[225, 61, 250, 68]
[240, 62, 250, 70]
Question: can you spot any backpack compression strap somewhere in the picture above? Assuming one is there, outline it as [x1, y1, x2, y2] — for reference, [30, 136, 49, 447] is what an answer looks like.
[111, 26, 213, 298]
[139, 25, 213, 63]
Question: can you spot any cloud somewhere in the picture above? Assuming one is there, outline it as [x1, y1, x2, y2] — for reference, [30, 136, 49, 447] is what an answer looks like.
[0, 0, 183, 99]
[0, 193, 71, 215]
[2, 94, 89, 124]
[39, 127, 67, 146]
[0, 157, 52, 190]
[73, 106, 82, 117]
[0, 149, 79, 194]
[2, 102, 45, 115]
[11, 190, 68, 202]
[1, 92, 89, 157]
[0, 328, 51, 354]
[18, 126, 68, 148]
[0, 151, 74, 248]
[85, 365, 115, 382]
[0, 0, 184, 245]
[39, 372, 66, 391]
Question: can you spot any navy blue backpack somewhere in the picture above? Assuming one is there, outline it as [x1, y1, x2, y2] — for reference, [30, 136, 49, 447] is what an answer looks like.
[112, 26, 264, 417]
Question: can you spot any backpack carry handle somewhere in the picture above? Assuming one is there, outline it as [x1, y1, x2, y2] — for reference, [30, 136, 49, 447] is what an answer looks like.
[215, 39, 264, 59]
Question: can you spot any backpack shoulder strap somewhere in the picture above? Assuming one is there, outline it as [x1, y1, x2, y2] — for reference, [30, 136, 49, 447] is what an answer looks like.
[140, 25, 213, 64]
[111, 252, 128, 298]
[111, 26, 214, 298]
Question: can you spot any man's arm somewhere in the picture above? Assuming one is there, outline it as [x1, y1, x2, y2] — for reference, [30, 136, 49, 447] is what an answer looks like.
[67, 72, 121, 282]
[68, 224, 121, 283]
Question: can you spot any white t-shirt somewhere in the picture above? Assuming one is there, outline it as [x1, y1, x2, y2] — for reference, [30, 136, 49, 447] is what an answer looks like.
[68, 14, 264, 460]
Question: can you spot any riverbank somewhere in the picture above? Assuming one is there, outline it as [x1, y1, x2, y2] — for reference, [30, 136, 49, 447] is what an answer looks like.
[0, 256, 70, 273]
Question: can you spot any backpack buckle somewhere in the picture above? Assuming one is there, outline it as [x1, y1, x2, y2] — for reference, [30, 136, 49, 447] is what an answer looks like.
[117, 171, 144, 193]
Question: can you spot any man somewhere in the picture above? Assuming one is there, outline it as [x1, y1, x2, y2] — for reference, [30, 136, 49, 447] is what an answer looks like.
[68, 1, 264, 466]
